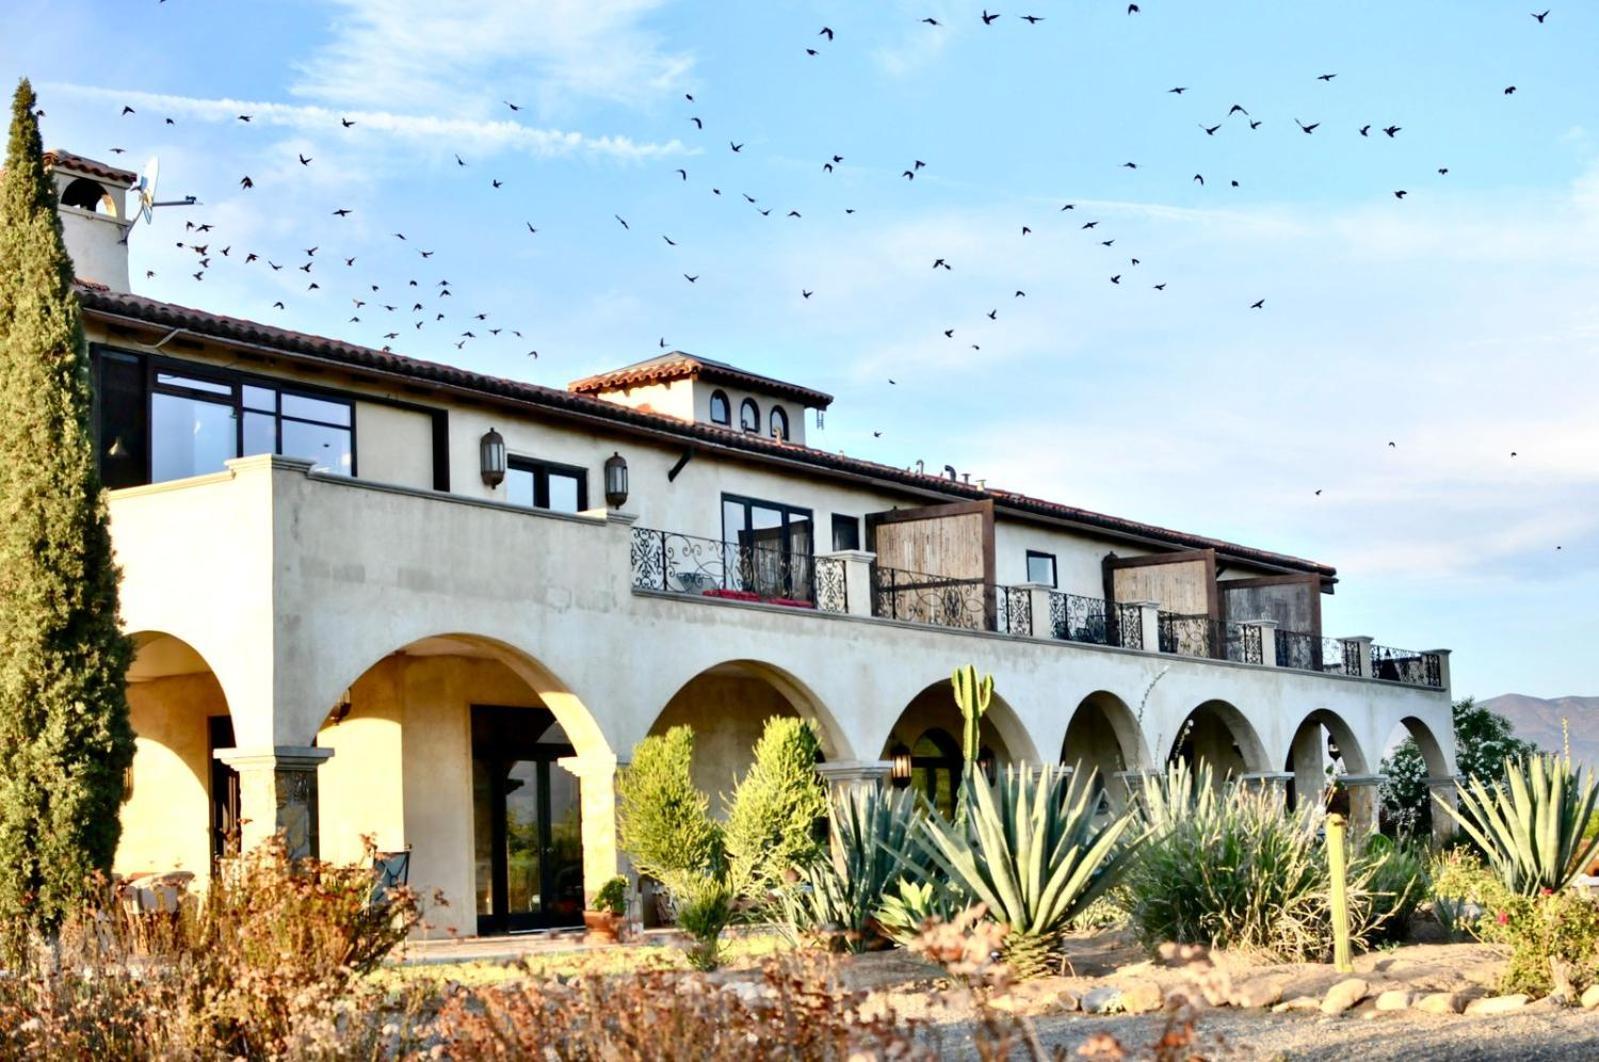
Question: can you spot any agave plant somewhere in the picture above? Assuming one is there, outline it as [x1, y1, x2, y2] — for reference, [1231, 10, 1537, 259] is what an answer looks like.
[1136, 759, 1218, 836]
[782, 784, 930, 951]
[914, 763, 1143, 978]
[1440, 753, 1599, 896]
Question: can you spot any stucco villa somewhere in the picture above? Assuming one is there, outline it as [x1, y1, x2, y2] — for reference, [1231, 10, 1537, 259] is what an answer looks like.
[47, 150, 1456, 938]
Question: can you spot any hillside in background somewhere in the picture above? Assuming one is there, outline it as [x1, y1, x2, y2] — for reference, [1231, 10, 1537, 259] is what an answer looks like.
[1479, 695, 1599, 768]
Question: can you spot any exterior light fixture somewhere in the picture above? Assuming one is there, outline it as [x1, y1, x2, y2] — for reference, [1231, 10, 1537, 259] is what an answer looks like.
[603, 451, 629, 509]
[480, 428, 506, 488]
[889, 743, 912, 788]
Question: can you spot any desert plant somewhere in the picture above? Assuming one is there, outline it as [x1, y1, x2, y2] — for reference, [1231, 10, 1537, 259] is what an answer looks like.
[1364, 837, 1427, 944]
[914, 764, 1143, 978]
[1135, 758, 1219, 835]
[0, 79, 136, 960]
[1440, 752, 1599, 896]
[592, 876, 628, 916]
[1482, 889, 1599, 998]
[1126, 779, 1395, 961]
[672, 872, 735, 971]
[782, 784, 930, 951]
[1427, 847, 1506, 938]
[951, 665, 993, 767]
[617, 726, 723, 884]
[875, 877, 959, 946]
[723, 716, 829, 898]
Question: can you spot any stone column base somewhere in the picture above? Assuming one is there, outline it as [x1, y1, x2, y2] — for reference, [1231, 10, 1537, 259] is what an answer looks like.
[213, 746, 334, 861]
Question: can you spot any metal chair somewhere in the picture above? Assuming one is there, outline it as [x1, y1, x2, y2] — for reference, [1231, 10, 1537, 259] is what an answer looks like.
[370, 847, 411, 906]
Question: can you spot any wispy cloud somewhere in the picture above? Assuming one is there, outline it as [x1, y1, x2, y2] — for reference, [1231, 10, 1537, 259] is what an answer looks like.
[44, 83, 690, 162]
[292, 0, 693, 116]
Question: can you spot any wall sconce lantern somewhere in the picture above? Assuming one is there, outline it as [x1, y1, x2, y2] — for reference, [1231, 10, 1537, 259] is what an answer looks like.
[889, 743, 912, 788]
[480, 428, 506, 488]
[603, 451, 630, 509]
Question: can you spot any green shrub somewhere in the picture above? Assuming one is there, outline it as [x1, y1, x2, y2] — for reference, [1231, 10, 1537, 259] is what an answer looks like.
[1481, 890, 1599, 997]
[592, 876, 628, 916]
[781, 784, 929, 951]
[1364, 839, 1427, 945]
[1441, 753, 1599, 896]
[1125, 769, 1394, 962]
[672, 873, 735, 971]
[723, 717, 829, 898]
[915, 764, 1142, 978]
[1427, 847, 1507, 938]
[617, 726, 724, 884]
[875, 878, 957, 946]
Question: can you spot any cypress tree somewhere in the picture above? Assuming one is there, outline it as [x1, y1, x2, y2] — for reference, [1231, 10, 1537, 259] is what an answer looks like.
[0, 78, 135, 951]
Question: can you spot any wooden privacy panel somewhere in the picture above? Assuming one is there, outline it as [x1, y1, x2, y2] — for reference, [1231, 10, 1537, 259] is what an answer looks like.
[1218, 574, 1322, 635]
[1110, 556, 1213, 615]
[872, 508, 988, 578]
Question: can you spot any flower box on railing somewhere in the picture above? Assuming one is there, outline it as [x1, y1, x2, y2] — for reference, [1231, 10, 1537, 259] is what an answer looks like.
[702, 588, 760, 602]
[767, 597, 817, 610]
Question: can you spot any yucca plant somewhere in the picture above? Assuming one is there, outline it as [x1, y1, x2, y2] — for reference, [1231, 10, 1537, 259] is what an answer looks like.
[1136, 759, 1219, 836]
[782, 784, 930, 951]
[914, 764, 1143, 978]
[1440, 753, 1599, 895]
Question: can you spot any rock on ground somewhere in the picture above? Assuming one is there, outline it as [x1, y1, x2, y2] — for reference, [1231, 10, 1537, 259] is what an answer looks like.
[1464, 994, 1530, 1016]
[1118, 979, 1164, 1015]
[1375, 989, 1413, 1011]
[1413, 991, 1465, 1015]
[1322, 977, 1371, 1014]
[1082, 985, 1124, 1014]
[1582, 984, 1599, 1010]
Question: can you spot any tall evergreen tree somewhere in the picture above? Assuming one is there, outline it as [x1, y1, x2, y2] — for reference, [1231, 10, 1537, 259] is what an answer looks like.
[0, 79, 135, 950]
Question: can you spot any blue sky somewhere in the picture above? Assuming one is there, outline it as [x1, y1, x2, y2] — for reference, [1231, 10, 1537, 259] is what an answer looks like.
[4, 1, 1597, 705]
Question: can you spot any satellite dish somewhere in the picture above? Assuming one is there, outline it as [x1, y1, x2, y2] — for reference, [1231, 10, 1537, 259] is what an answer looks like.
[133, 156, 159, 224]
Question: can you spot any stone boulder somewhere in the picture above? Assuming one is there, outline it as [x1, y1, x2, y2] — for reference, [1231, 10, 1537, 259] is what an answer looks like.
[1118, 979, 1164, 1015]
[1413, 992, 1465, 1015]
[1321, 978, 1370, 1015]
[1374, 989, 1413, 1011]
[1463, 994, 1529, 1016]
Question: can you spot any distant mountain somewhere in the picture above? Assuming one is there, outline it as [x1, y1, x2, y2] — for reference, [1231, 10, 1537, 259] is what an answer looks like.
[1479, 694, 1599, 768]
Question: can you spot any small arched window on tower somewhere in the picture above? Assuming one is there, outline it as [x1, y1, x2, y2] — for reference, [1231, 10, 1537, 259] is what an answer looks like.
[769, 406, 790, 442]
[709, 390, 731, 426]
[61, 177, 115, 216]
[739, 398, 760, 433]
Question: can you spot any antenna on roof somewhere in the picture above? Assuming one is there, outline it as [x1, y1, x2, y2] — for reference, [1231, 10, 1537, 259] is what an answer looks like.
[120, 156, 199, 243]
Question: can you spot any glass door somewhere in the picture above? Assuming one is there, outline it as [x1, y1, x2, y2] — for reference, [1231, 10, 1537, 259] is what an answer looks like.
[471, 707, 583, 935]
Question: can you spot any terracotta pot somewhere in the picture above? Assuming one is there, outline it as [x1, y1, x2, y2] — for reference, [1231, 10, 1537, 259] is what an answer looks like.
[583, 909, 625, 944]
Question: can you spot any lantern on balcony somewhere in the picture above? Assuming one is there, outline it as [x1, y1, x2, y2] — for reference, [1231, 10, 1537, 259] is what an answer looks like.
[603, 451, 629, 509]
[479, 428, 506, 488]
[889, 743, 912, 788]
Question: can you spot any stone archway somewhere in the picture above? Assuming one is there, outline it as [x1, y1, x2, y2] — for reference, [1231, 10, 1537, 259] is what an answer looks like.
[1062, 690, 1149, 811]
[1168, 699, 1269, 784]
[1285, 708, 1372, 826]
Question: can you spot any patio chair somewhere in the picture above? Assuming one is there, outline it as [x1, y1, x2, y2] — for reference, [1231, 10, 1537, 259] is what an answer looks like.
[370, 847, 412, 906]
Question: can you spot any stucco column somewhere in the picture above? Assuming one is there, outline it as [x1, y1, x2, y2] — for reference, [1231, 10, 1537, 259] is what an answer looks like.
[1133, 601, 1161, 653]
[1237, 772, 1293, 802]
[1428, 776, 1460, 848]
[214, 746, 334, 860]
[1339, 774, 1386, 835]
[558, 752, 628, 905]
[1425, 649, 1453, 695]
[1252, 620, 1278, 667]
[821, 550, 876, 618]
[1018, 582, 1057, 639]
[1340, 636, 1374, 678]
[1289, 724, 1324, 808]
[816, 760, 893, 794]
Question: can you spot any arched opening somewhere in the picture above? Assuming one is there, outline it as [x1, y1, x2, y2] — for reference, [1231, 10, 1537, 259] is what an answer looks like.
[314, 634, 606, 938]
[1167, 699, 1267, 784]
[1376, 715, 1452, 840]
[1284, 709, 1369, 810]
[117, 632, 234, 884]
[879, 679, 1030, 816]
[647, 659, 840, 805]
[709, 389, 731, 426]
[1061, 691, 1146, 811]
[61, 176, 116, 215]
[770, 406, 790, 441]
[739, 397, 760, 433]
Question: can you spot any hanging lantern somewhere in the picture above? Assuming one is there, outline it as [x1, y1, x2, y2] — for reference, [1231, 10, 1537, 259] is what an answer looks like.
[480, 428, 506, 487]
[889, 743, 912, 788]
[603, 451, 629, 509]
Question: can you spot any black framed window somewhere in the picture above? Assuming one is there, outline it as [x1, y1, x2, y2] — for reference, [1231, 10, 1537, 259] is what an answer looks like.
[722, 492, 814, 599]
[1026, 550, 1058, 588]
[506, 457, 588, 513]
[95, 349, 148, 490]
[739, 398, 760, 433]
[770, 406, 790, 441]
[147, 368, 354, 481]
[831, 513, 860, 552]
[709, 390, 731, 426]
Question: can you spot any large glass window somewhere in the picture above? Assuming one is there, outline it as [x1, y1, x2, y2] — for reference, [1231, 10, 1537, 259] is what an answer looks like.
[722, 493, 813, 599]
[1026, 550, 1058, 588]
[506, 458, 588, 513]
[148, 369, 354, 481]
[831, 513, 860, 552]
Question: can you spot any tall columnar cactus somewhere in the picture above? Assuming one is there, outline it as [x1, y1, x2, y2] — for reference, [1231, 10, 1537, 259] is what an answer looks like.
[951, 665, 993, 768]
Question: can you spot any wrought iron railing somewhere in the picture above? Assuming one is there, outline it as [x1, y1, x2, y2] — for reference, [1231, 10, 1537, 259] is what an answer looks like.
[1158, 612, 1217, 659]
[630, 527, 846, 613]
[1114, 603, 1144, 650]
[1226, 622, 1263, 665]
[1049, 592, 1109, 645]
[1274, 628, 1318, 671]
[999, 585, 1033, 637]
[870, 564, 989, 630]
[1370, 645, 1442, 688]
[1322, 637, 1360, 676]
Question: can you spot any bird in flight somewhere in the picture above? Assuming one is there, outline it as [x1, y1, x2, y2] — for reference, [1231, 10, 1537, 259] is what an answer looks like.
[683, 274, 698, 283]
[802, 289, 813, 299]
[662, 235, 677, 246]
[1532, 10, 1549, 22]
[819, 26, 834, 39]
[922, 17, 940, 25]
[1229, 104, 1249, 116]
[676, 168, 687, 180]
[615, 215, 630, 229]
[1249, 119, 1263, 129]
[1393, 190, 1407, 199]
[1359, 124, 1371, 136]
[332, 208, 352, 217]
[1201, 123, 1221, 136]
[1169, 87, 1188, 94]
[238, 114, 252, 122]
[1504, 85, 1518, 95]
[1317, 73, 1337, 82]
[505, 100, 521, 111]
[341, 117, 356, 128]
[1021, 14, 1044, 23]
[1123, 161, 1139, 168]
[981, 10, 1000, 25]
[730, 141, 744, 152]
[121, 105, 135, 116]
[239, 176, 253, 189]
[691, 117, 703, 129]
[1383, 125, 1401, 137]
[298, 153, 312, 165]
[1296, 119, 1320, 134]
[1251, 299, 1266, 309]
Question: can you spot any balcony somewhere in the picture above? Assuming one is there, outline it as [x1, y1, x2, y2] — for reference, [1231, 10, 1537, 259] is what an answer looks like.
[627, 526, 1446, 690]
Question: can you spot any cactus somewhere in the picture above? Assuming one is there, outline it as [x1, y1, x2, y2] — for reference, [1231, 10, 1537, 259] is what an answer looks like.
[951, 665, 993, 768]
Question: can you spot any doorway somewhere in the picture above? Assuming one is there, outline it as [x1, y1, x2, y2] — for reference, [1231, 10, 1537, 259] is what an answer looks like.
[208, 715, 240, 862]
[471, 705, 584, 935]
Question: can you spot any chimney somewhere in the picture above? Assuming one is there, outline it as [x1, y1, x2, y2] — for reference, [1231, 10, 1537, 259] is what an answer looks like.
[44, 150, 135, 293]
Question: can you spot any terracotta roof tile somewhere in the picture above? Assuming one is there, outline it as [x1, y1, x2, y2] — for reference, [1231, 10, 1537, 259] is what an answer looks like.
[44, 150, 138, 186]
[75, 284, 1334, 579]
[569, 352, 833, 409]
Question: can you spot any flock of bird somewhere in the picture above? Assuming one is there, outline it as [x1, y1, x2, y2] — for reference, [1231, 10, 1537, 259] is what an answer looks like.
[79, 5, 1561, 501]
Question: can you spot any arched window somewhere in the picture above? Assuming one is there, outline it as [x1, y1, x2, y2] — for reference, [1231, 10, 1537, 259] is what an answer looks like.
[769, 406, 790, 441]
[709, 390, 731, 426]
[739, 398, 760, 433]
[61, 177, 114, 215]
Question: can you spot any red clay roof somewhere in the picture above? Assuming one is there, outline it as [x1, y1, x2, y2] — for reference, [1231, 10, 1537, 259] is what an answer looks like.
[569, 352, 834, 409]
[44, 150, 137, 187]
[75, 284, 1334, 579]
